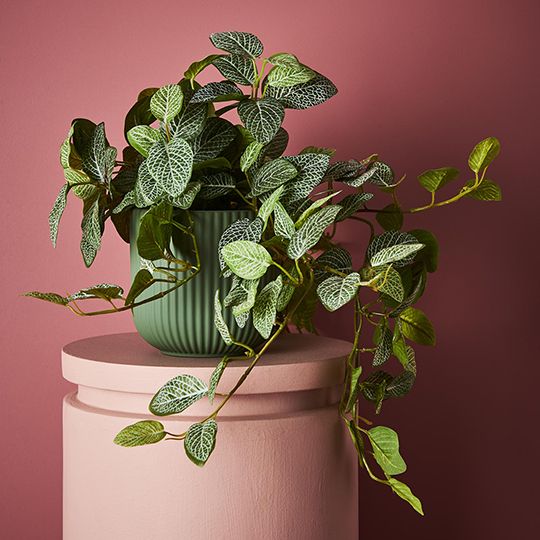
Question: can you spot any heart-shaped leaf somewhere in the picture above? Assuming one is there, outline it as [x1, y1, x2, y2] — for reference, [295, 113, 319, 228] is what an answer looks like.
[184, 420, 218, 466]
[213, 55, 256, 86]
[210, 31, 263, 58]
[149, 374, 208, 416]
[468, 137, 500, 173]
[317, 272, 360, 311]
[221, 240, 272, 280]
[253, 276, 283, 338]
[150, 84, 184, 123]
[127, 125, 161, 157]
[238, 97, 285, 144]
[250, 158, 298, 196]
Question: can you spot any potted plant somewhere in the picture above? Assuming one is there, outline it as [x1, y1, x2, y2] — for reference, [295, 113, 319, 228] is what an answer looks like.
[27, 30, 502, 515]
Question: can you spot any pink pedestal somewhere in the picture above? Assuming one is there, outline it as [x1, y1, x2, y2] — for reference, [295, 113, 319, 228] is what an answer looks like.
[62, 333, 358, 540]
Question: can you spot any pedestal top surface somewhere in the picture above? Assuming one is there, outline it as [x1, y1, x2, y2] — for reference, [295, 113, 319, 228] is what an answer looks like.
[62, 333, 352, 394]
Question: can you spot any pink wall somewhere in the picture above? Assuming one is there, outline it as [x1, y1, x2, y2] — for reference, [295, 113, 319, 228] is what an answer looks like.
[1, 0, 537, 537]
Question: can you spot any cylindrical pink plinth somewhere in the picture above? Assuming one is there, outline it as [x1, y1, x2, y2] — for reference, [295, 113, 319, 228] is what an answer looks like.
[62, 333, 358, 540]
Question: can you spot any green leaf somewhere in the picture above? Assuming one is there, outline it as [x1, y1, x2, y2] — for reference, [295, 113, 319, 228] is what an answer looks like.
[218, 218, 263, 271]
[300, 146, 336, 156]
[170, 103, 208, 140]
[24, 291, 69, 305]
[60, 125, 75, 168]
[150, 84, 184, 123]
[199, 172, 235, 199]
[238, 97, 285, 144]
[409, 229, 438, 272]
[281, 153, 331, 207]
[208, 357, 228, 403]
[135, 160, 163, 205]
[82, 122, 111, 184]
[371, 266, 405, 303]
[80, 201, 102, 267]
[368, 231, 424, 268]
[127, 125, 161, 157]
[465, 179, 502, 201]
[399, 307, 435, 346]
[268, 52, 300, 66]
[287, 205, 341, 260]
[263, 127, 289, 159]
[373, 324, 393, 366]
[317, 272, 360, 312]
[335, 193, 374, 222]
[214, 291, 233, 345]
[386, 370, 415, 398]
[146, 138, 194, 197]
[222, 240, 272, 280]
[184, 420, 218, 466]
[169, 181, 202, 209]
[388, 478, 424, 515]
[253, 276, 283, 338]
[64, 168, 97, 200]
[376, 204, 403, 231]
[184, 54, 223, 82]
[124, 88, 158, 139]
[267, 64, 316, 88]
[273, 201, 295, 239]
[418, 167, 459, 193]
[114, 420, 165, 447]
[295, 191, 340, 228]
[136, 202, 172, 261]
[192, 117, 237, 162]
[212, 55, 256, 86]
[314, 247, 353, 283]
[69, 283, 123, 301]
[258, 186, 284, 228]
[367, 426, 407, 476]
[125, 269, 153, 305]
[240, 141, 264, 171]
[265, 74, 337, 110]
[49, 184, 69, 247]
[393, 338, 417, 375]
[366, 161, 395, 188]
[345, 366, 363, 413]
[149, 374, 208, 416]
[250, 158, 298, 196]
[468, 137, 500, 173]
[210, 31, 263, 58]
[190, 81, 243, 103]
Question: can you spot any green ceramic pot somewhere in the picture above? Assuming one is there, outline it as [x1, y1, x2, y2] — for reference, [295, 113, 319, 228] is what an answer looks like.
[130, 209, 264, 357]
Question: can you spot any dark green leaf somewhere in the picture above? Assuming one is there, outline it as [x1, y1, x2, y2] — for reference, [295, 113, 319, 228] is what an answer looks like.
[376, 204, 403, 231]
[399, 307, 435, 346]
[125, 269, 153, 305]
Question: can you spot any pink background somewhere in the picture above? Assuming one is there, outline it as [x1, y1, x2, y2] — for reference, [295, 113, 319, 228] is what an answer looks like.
[1, 0, 538, 538]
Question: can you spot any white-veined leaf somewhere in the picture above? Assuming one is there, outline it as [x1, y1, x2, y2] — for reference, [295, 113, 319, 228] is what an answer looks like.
[192, 117, 237, 162]
[49, 184, 69, 247]
[373, 324, 393, 366]
[265, 73, 337, 109]
[82, 122, 109, 183]
[212, 55, 256, 86]
[184, 420, 218, 466]
[335, 193, 374, 221]
[238, 97, 285, 144]
[210, 31, 263, 57]
[268, 52, 300, 66]
[287, 205, 341, 259]
[262, 127, 289, 159]
[250, 158, 298, 196]
[368, 231, 424, 268]
[214, 291, 233, 345]
[257, 185, 284, 228]
[170, 103, 208, 140]
[295, 191, 340, 227]
[208, 357, 229, 403]
[64, 168, 97, 200]
[221, 240, 272, 280]
[240, 141, 264, 171]
[149, 374, 208, 416]
[127, 125, 161, 157]
[169, 181, 201, 209]
[371, 265, 405, 303]
[314, 247, 353, 283]
[199, 172, 236, 199]
[190, 81, 243, 104]
[273, 201, 295, 239]
[252, 276, 283, 339]
[150, 84, 183, 123]
[267, 64, 315, 87]
[135, 160, 164, 205]
[146, 138, 194, 197]
[114, 420, 165, 447]
[317, 272, 360, 311]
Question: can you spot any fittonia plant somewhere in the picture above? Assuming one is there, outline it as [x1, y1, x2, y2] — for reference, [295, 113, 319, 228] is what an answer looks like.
[27, 31, 502, 514]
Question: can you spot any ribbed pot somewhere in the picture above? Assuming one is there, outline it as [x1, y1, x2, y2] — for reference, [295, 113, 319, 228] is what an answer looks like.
[130, 209, 263, 357]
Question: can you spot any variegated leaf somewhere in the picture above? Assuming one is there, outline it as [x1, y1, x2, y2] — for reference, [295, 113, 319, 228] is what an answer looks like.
[24, 291, 69, 306]
[150, 84, 183, 123]
[214, 291, 233, 345]
[184, 420, 218, 466]
[60, 125, 74, 169]
[371, 265, 404, 303]
[314, 247, 353, 283]
[238, 97, 285, 144]
[82, 122, 108, 183]
[210, 31, 263, 58]
[273, 201, 295, 240]
[250, 158, 298, 196]
[64, 168, 97, 200]
[113, 421, 165, 447]
[80, 201, 102, 267]
[253, 276, 283, 338]
[199, 172, 236, 199]
[295, 191, 340, 227]
[149, 374, 208, 416]
[240, 141, 264, 171]
[146, 138, 194, 197]
[69, 283, 123, 301]
[366, 161, 395, 188]
[287, 205, 341, 259]
[262, 127, 289, 159]
[49, 184, 69, 247]
[268, 52, 300, 66]
[266, 64, 315, 87]
[335, 193, 374, 221]
[169, 181, 202, 209]
[208, 357, 228, 403]
[368, 231, 424, 268]
[135, 160, 164, 205]
[281, 153, 331, 208]
[373, 324, 393, 366]
[169, 102, 208, 141]
[265, 73, 337, 110]
[213, 55, 256, 86]
[317, 272, 360, 311]
[127, 125, 161, 157]
[218, 218, 263, 270]
[190, 81, 244, 104]
[192, 117, 237, 162]
[257, 185, 284, 228]
[221, 240, 272, 280]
